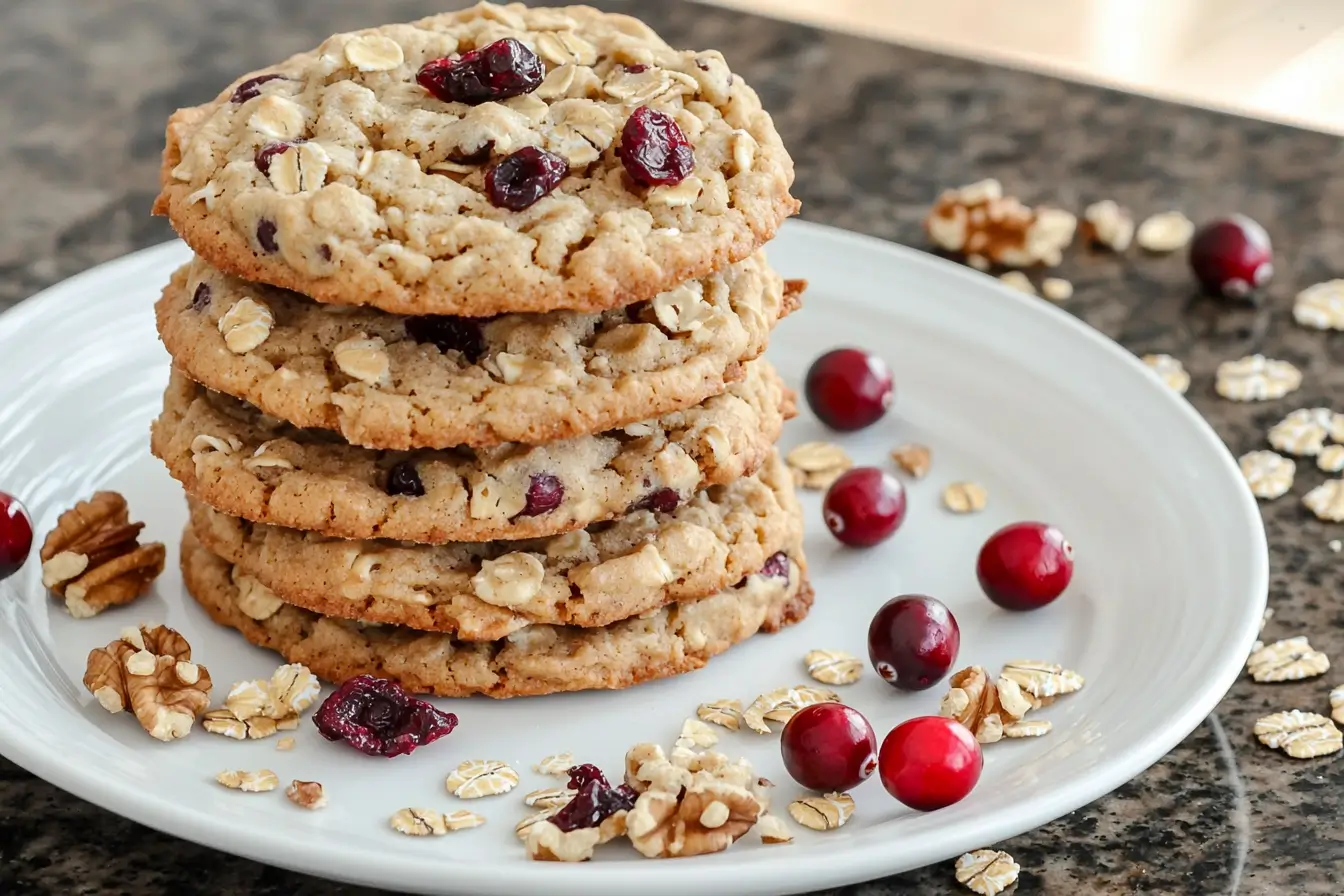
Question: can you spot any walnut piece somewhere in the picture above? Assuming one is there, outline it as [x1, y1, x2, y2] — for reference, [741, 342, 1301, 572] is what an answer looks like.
[1081, 199, 1134, 252]
[1255, 710, 1343, 759]
[627, 765, 762, 858]
[924, 179, 1076, 268]
[757, 813, 794, 843]
[675, 718, 719, 750]
[40, 492, 166, 618]
[939, 666, 1035, 744]
[217, 769, 279, 792]
[1238, 451, 1295, 500]
[83, 625, 211, 742]
[525, 814, 627, 862]
[286, 780, 327, 810]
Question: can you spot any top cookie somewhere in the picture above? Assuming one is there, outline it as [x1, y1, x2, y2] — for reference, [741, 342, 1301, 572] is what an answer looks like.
[153, 2, 799, 317]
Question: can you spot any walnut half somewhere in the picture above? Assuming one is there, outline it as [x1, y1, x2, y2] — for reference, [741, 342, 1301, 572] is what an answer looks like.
[83, 625, 212, 742]
[625, 747, 764, 858]
[40, 492, 165, 618]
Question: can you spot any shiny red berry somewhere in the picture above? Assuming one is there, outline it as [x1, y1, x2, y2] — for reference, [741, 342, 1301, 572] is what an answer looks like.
[0, 493, 33, 582]
[1189, 215, 1273, 299]
[867, 595, 960, 691]
[620, 106, 695, 187]
[878, 716, 982, 811]
[781, 703, 878, 792]
[822, 467, 906, 547]
[804, 348, 894, 432]
[977, 521, 1074, 611]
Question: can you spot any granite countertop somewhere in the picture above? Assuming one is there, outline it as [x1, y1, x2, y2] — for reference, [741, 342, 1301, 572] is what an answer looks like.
[2, 1, 1342, 893]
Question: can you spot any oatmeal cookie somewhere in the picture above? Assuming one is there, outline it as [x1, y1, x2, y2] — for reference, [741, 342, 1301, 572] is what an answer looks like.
[151, 359, 789, 544]
[158, 254, 802, 449]
[188, 449, 801, 639]
[180, 528, 813, 698]
[153, 3, 799, 316]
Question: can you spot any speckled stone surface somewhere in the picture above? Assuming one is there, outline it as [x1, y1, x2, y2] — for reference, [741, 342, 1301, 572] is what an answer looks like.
[2, 1, 1343, 893]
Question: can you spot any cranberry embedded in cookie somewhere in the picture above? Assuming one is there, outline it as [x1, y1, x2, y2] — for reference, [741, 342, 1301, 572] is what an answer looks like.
[485, 146, 569, 210]
[621, 106, 695, 187]
[416, 37, 545, 105]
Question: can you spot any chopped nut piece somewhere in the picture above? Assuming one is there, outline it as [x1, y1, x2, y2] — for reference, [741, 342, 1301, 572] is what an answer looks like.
[939, 667, 1032, 745]
[1000, 661, 1084, 698]
[443, 809, 486, 831]
[83, 625, 211, 742]
[1304, 480, 1344, 522]
[40, 491, 165, 618]
[276, 736, 296, 751]
[696, 699, 742, 731]
[1215, 355, 1303, 402]
[1318, 445, 1344, 473]
[515, 808, 560, 840]
[1135, 211, 1195, 253]
[1002, 719, 1052, 738]
[675, 718, 719, 749]
[627, 757, 762, 857]
[1141, 354, 1190, 394]
[742, 686, 840, 734]
[216, 769, 279, 792]
[218, 298, 274, 354]
[1293, 280, 1344, 331]
[942, 482, 988, 514]
[1267, 408, 1344, 456]
[787, 792, 854, 831]
[1255, 710, 1343, 759]
[1040, 277, 1073, 302]
[890, 443, 932, 478]
[525, 818, 610, 862]
[1248, 637, 1330, 682]
[286, 780, 326, 809]
[391, 808, 448, 836]
[804, 649, 863, 685]
[785, 441, 853, 491]
[1081, 200, 1134, 252]
[1239, 451, 1295, 500]
[524, 787, 573, 810]
[997, 271, 1036, 295]
[956, 849, 1021, 895]
[757, 813, 794, 843]
[532, 752, 575, 777]
[446, 759, 519, 799]
[924, 179, 1076, 268]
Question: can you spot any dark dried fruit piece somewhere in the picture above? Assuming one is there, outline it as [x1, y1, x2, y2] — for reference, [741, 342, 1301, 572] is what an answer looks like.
[620, 106, 695, 187]
[404, 316, 486, 362]
[254, 142, 295, 176]
[256, 219, 279, 254]
[189, 283, 212, 312]
[313, 674, 457, 758]
[416, 38, 543, 105]
[485, 147, 568, 211]
[231, 73, 286, 103]
[550, 764, 637, 832]
[385, 460, 425, 497]
[758, 551, 790, 581]
[519, 473, 564, 517]
[630, 487, 681, 514]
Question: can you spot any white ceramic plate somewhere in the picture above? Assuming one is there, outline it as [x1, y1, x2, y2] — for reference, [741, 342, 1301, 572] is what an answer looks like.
[0, 221, 1266, 895]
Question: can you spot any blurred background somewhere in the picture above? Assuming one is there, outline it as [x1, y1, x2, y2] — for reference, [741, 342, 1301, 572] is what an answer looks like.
[704, 0, 1344, 134]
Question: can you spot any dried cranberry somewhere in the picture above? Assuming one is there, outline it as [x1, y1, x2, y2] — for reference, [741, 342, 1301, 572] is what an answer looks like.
[231, 73, 286, 103]
[404, 316, 485, 362]
[624, 63, 650, 73]
[485, 147, 568, 211]
[630, 487, 680, 514]
[550, 764, 637, 832]
[256, 219, 279, 254]
[312, 674, 458, 757]
[385, 460, 425, 497]
[189, 283, 212, 312]
[759, 551, 790, 581]
[620, 106, 695, 187]
[416, 38, 543, 105]
[519, 473, 563, 517]
[318, 244, 332, 262]
[254, 141, 294, 176]
[446, 143, 493, 165]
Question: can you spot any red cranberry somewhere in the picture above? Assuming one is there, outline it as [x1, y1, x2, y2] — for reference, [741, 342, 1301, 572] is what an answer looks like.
[804, 348, 894, 432]
[630, 487, 681, 514]
[189, 283, 212, 312]
[551, 764, 637, 832]
[759, 551, 790, 580]
[254, 141, 295, 176]
[519, 473, 564, 517]
[230, 73, 286, 103]
[781, 703, 878, 792]
[867, 595, 960, 691]
[977, 521, 1074, 611]
[1189, 215, 1273, 299]
[620, 106, 695, 187]
[405, 315, 486, 362]
[0, 493, 33, 582]
[256, 219, 279, 254]
[312, 674, 458, 757]
[416, 38, 543, 106]
[485, 146, 568, 211]
[385, 460, 425, 497]
[878, 716, 982, 811]
[624, 63, 651, 74]
[822, 467, 906, 547]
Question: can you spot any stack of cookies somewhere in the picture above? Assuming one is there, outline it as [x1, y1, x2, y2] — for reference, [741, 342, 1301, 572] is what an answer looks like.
[148, 2, 807, 697]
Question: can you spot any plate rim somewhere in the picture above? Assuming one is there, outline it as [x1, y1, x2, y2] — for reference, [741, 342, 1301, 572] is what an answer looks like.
[0, 221, 1268, 895]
